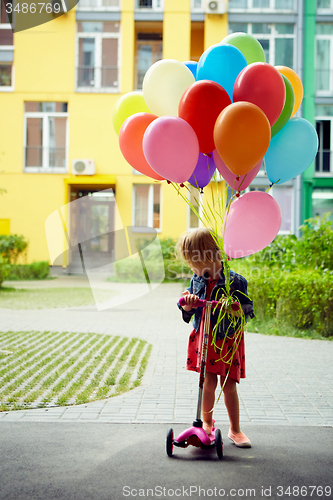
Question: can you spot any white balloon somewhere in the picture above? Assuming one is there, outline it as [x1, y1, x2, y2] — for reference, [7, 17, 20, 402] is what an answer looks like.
[143, 59, 195, 116]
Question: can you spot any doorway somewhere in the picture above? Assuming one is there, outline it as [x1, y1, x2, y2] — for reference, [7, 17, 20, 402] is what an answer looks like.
[68, 187, 115, 274]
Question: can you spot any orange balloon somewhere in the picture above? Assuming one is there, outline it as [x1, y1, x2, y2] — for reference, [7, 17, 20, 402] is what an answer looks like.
[213, 102, 271, 176]
[119, 112, 164, 180]
[275, 66, 303, 117]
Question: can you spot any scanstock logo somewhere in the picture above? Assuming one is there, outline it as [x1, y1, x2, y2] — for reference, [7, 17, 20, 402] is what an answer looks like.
[4, 0, 79, 33]
[45, 189, 165, 310]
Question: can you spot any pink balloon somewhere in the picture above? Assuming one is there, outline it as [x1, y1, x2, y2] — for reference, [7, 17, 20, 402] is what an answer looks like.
[223, 191, 282, 258]
[213, 150, 263, 191]
[143, 116, 199, 183]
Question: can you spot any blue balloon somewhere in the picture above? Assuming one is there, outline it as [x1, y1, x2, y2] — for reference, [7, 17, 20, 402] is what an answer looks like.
[187, 152, 215, 189]
[183, 60, 198, 80]
[265, 118, 319, 185]
[197, 43, 247, 100]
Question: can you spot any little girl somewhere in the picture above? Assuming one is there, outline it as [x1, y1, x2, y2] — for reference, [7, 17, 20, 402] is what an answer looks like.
[176, 227, 254, 448]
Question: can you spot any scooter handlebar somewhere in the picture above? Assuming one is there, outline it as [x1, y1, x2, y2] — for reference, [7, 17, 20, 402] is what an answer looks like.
[179, 297, 241, 311]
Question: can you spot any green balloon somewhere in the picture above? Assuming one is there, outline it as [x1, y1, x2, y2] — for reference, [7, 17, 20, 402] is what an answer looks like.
[271, 74, 295, 137]
[222, 32, 266, 65]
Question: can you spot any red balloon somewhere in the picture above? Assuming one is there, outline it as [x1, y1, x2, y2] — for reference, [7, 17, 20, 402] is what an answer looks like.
[233, 62, 286, 127]
[179, 80, 231, 154]
[119, 112, 164, 180]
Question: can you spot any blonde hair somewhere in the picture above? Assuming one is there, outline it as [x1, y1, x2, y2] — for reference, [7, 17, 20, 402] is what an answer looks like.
[175, 228, 222, 267]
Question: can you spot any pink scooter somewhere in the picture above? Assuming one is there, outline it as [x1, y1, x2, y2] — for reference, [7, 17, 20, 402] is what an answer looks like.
[166, 297, 233, 460]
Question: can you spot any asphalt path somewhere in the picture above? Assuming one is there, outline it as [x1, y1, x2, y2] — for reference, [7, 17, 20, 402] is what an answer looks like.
[0, 422, 332, 500]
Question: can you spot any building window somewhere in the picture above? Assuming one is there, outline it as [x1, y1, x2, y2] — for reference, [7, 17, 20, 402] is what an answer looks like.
[76, 21, 120, 92]
[191, 0, 204, 9]
[77, 0, 120, 9]
[0, 0, 14, 90]
[133, 184, 161, 230]
[229, 0, 294, 9]
[228, 22, 295, 68]
[248, 185, 293, 233]
[135, 32, 162, 89]
[312, 189, 333, 220]
[317, 0, 333, 10]
[24, 102, 68, 173]
[188, 186, 202, 230]
[316, 24, 333, 95]
[315, 119, 333, 175]
[271, 185, 293, 234]
[135, 0, 163, 9]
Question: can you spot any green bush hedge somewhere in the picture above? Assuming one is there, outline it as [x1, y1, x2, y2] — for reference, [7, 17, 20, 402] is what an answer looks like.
[7, 261, 50, 280]
[0, 256, 10, 287]
[248, 270, 333, 337]
[0, 234, 28, 264]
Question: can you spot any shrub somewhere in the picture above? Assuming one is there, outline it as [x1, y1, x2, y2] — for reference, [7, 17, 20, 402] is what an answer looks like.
[7, 261, 50, 280]
[246, 213, 333, 272]
[248, 269, 333, 337]
[0, 234, 28, 264]
[0, 256, 10, 287]
[113, 237, 191, 283]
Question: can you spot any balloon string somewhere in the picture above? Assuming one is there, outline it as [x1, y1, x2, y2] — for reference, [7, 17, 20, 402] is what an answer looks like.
[266, 179, 280, 192]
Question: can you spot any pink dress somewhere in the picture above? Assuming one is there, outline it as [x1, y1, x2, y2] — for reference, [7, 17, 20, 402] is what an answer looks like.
[186, 278, 246, 383]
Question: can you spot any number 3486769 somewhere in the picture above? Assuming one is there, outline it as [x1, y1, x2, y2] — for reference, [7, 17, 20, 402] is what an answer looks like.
[5, 3, 63, 14]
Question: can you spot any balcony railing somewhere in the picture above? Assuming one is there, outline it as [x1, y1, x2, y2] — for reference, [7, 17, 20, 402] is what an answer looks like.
[25, 147, 66, 169]
[77, 66, 118, 89]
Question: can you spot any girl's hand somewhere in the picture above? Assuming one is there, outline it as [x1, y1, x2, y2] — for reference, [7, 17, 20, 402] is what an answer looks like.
[181, 291, 200, 311]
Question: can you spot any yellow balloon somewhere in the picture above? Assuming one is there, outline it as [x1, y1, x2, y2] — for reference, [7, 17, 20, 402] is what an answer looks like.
[275, 66, 303, 117]
[143, 59, 195, 116]
[112, 91, 151, 135]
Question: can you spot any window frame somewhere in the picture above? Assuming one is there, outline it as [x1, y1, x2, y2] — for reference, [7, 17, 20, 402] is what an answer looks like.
[0, 8, 14, 91]
[134, 0, 164, 11]
[228, 22, 296, 69]
[132, 183, 162, 232]
[315, 115, 333, 176]
[187, 186, 203, 231]
[23, 106, 69, 173]
[75, 22, 121, 93]
[76, 0, 121, 10]
[315, 28, 333, 96]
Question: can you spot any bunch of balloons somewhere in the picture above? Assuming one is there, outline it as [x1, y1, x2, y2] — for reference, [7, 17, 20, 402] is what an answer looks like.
[112, 32, 318, 258]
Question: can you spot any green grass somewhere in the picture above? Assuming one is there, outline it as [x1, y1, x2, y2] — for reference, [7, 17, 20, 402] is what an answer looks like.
[0, 331, 152, 411]
[0, 287, 118, 309]
[248, 317, 333, 341]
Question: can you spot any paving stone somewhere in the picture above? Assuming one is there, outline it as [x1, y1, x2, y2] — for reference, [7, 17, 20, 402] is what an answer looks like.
[1, 281, 333, 426]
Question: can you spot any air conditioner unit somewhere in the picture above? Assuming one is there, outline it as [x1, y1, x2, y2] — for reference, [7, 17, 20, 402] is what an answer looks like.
[72, 159, 96, 176]
[205, 0, 226, 14]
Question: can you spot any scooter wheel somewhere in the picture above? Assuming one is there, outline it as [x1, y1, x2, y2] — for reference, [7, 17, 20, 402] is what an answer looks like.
[166, 428, 174, 457]
[216, 429, 223, 459]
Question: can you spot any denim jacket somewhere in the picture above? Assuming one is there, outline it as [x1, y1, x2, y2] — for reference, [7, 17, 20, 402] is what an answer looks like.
[177, 266, 254, 340]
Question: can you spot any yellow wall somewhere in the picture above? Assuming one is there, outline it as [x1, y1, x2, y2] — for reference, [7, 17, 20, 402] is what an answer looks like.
[204, 14, 228, 49]
[163, 0, 191, 61]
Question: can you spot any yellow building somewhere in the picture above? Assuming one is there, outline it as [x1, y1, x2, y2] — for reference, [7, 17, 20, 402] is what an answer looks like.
[0, 0, 228, 273]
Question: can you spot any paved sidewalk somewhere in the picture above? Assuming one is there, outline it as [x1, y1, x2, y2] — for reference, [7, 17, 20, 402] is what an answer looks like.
[0, 278, 332, 426]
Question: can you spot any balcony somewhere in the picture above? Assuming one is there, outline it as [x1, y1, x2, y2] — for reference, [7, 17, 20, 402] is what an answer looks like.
[76, 66, 118, 91]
